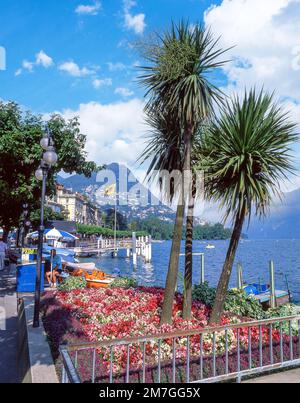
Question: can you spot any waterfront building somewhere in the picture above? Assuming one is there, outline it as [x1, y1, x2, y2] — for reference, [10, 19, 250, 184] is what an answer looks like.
[47, 184, 103, 226]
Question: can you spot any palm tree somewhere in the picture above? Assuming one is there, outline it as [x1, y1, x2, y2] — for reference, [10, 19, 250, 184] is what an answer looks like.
[138, 21, 228, 323]
[197, 89, 298, 324]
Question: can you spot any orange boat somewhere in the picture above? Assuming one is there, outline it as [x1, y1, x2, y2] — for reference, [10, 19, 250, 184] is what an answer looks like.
[62, 262, 115, 289]
[85, 270, 115, 289]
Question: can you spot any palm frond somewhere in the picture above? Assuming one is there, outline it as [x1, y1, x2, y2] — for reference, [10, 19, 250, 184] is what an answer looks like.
[196, 88, 299, 223]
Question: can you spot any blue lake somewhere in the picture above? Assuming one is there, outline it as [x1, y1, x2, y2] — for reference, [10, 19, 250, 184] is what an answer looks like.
[82, 239, 300, 304]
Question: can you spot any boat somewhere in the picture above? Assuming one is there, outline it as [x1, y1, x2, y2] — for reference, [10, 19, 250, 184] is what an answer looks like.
[62, 261, 115, 289]
[241, 283, 291, 308]
[206, 244, 215, 249]
[85, 270, 115, 289]
[63, 261, 96, 272]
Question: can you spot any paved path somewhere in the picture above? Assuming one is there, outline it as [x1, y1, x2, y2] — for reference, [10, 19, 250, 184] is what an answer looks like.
[244, 368, 300, 383]
[0, 265, 18, 383]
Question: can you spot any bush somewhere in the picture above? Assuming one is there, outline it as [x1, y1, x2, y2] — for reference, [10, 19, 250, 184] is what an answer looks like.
[225, 290, 265, 320]
[110, 277, 138, 289]
[58, 276, 87, 292]
[192, 282, 216, 307]
[265, 304, 300, 335]
[192, 282, 265, 320]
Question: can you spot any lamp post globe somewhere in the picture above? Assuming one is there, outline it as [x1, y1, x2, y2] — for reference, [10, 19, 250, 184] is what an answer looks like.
[40, 136, 50, 150]
[43, 146, 58, 166]
[35, 168, 44, 181]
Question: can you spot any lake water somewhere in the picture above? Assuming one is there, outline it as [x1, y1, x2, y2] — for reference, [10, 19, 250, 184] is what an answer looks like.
[81, 239, 300, 304]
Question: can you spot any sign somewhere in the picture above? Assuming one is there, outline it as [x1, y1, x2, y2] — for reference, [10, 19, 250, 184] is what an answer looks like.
[22, 248, 37, 255]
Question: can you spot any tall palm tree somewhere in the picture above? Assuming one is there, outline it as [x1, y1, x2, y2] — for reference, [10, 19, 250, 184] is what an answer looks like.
[197, 89, 298, 324]
[138, 21, 228, 323]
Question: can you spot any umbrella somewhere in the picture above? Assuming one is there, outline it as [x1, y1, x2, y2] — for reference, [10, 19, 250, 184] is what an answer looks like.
[28, 228, 78, 241]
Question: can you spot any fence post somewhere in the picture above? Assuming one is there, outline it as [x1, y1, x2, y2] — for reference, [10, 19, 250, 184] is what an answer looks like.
[270, 260, 276, 308]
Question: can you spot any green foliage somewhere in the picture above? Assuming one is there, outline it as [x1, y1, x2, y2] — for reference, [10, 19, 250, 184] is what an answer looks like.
[225, 290, 265, 320]
[58, 276, 87, 292]
[138, 21, 228, 125]
[105, 209, 128, 231]
[197, 89, 298, 221]
[192, 282, 216, 307]
[110, 277, 138, 289]
[30, 206, 67, 228]
[0, 102, 99, 232]
[131, 217, 232, 241]
[193, 283, 265, 320]
[76, 223, 147, 238]
[265, 304, 300, 335]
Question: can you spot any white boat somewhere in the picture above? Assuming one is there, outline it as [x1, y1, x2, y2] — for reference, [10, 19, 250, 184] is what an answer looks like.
[63, 261, 96, 271]
[206, 244, 215, 250]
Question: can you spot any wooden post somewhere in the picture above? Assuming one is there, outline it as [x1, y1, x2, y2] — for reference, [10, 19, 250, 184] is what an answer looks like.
[148, 235, 152, 263]
[145, 236, 149, 262]
[237, 263, 243, 290]
[200, 254, 205, 284]
[132, 232, 137, 265]
[270, 260, 276, 308]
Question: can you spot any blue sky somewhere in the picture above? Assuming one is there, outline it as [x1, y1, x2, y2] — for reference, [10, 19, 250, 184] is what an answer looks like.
[0, 0, 222, 111]
[0, 0, 300, 194]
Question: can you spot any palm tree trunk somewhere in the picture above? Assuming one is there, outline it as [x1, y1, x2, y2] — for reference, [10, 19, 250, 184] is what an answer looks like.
[160, 203, 185, 324]
[209, 206, 246, 325]
[160, 126, 193, 325]
[183, 177, 196, 320]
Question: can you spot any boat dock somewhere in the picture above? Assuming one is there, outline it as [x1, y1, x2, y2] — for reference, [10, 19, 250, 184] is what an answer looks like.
[72, 233, 152, 264]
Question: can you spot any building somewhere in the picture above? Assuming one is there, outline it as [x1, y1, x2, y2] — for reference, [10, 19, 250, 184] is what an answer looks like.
[47, 184, 103, 226]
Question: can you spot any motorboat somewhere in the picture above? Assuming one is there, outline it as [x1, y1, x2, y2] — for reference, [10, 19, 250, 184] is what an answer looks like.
[206, 244, 215, 250]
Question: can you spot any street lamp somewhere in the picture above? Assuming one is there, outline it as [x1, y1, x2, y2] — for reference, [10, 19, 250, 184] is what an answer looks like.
[33, 126, 58, 328]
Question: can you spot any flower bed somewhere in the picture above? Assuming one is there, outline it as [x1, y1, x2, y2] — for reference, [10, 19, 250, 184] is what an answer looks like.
[41, 287, 299, 383]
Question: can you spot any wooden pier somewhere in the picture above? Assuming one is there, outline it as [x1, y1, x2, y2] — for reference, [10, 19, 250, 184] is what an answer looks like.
[72, 233, 152, 263]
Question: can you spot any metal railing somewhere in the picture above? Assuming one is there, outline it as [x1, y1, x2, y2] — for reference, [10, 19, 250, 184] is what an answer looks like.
[59, 315, 300, 384]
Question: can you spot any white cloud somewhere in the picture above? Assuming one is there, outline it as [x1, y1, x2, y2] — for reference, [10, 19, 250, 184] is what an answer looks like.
[59, 61, 94, 77]
[123, 0, 146, 35]
[22, 60, 34, 72]
[92, 78, 112, 89]
[107, 62, 126, 71]
[16, 50, 53, 75]
[75, 1, 101, 15]
[115, 87, 134, 97]
[36, 50, 54, 68]
[204, 0, 300, 101]
[61, 99, 146, 167]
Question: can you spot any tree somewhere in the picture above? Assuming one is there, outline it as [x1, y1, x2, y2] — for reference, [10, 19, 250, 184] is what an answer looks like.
[0, 102, 99, 240]
[197, 89, 298, 324]
[30, 206, 67, 229]
[105, 209, 128, 231]
[138, 21, 228, 323]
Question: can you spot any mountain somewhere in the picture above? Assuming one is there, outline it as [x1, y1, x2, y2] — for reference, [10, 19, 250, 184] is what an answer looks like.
[247, 188, 300, 239]
[57, 163, 176, 222]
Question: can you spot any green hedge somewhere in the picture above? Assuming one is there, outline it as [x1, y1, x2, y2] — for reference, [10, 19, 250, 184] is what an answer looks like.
[58, 276, 87, 292]
[192, 282, 265, 320]
[76, 223, 148, 238]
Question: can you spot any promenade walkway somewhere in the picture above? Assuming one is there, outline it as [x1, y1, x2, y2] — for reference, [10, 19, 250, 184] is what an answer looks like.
[244, 368, 300, 383]
[0, 265, 18, 383]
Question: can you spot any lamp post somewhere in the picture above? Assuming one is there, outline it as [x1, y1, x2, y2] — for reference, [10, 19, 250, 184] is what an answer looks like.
[33, 127, 58, 328]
